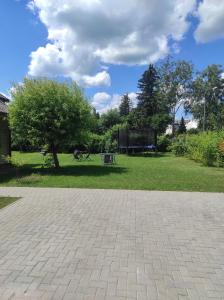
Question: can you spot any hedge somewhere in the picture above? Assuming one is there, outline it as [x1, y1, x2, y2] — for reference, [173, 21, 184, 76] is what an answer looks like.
[170, 131, 224, 167]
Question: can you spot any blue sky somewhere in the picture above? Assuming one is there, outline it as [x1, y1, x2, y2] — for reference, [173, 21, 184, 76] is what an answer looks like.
[1, 0, 224, 117]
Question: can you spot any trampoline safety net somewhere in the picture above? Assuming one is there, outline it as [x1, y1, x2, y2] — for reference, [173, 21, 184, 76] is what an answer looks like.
[118, 128, 155, 149]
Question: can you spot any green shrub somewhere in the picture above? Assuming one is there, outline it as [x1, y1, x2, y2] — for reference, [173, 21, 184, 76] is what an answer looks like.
[43, 154, 55, 168]
[87, 133, 104, 153]
[169, 135, 187, 156]
[157, 135, 172, 152]
[217, 139, 224, 167]
[171, 131, 224, 167]
[187, 128, 199, 135]
[103, 124, 126, 153]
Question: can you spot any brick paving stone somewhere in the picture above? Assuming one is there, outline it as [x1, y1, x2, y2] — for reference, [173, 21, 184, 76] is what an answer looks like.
[0, 187, 223, 299]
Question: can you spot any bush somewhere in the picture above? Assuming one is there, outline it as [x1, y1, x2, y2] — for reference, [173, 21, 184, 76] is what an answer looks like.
[169, 135, 187, 156]
[103, 124, 119, 152]
[217, 140, 224, 167]
[171, 131, 224, 167]
[87, 133, 104, 153]
[102, 124, 127, 153]
[187, 128, 199, 135]
[157, 135, 172, 152]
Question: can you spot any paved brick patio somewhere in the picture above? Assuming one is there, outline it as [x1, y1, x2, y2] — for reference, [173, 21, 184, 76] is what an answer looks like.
[0, 188, 224, 299]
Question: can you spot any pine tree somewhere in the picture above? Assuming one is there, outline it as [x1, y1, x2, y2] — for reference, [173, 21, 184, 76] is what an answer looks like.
[137, 64, 160, 119]
[119, 94, 132, 117]
[178, 117, 187, 134]
[136, 64, 170, 145]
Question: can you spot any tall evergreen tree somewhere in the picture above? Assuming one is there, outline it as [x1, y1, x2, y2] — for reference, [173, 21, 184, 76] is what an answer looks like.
[137, 64, 160, 119]
[178, 117, 187, 134]
[136, 64, 170, 145]
[119, 94, 132, 117]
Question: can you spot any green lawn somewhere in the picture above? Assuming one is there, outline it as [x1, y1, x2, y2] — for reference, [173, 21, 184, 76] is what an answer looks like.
[0, 197, 19, 209]
[0, 151, 224, 192]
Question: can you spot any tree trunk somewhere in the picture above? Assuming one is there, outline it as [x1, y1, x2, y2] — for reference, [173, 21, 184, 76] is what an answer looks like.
[171, 114, 175, 136]
[51, 144, 60, 168]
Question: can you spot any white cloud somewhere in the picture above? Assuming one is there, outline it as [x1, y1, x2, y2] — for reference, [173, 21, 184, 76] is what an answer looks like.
[26, 0, 36, 12]
[195, 0, 224, 43]
[27, 0, 196, 87]
[92, 92, 111, 108]
[91, 92, 137, 114]
[186, 119, 198, 130]
[129, 92, 138, 107]
[81, 71, 111, 87]
[91, 92, 121, 113]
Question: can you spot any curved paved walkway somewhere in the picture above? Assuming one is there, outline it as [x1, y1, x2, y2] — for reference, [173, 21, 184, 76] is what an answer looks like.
[0, 188, 224, 300]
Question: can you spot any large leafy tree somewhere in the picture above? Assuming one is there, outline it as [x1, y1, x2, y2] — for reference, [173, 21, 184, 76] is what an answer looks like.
[136, 64, 170, 145]
[9, 78, 91, 168]
[91, 107, 101, 134]
[159, 57, 193, 135]
[189, 65, 224, 131]
[119, 94, 132, 117]
[99, 108, 121, 132]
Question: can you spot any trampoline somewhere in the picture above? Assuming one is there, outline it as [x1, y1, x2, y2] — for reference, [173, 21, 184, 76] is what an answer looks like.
[118, 128, 156, 153]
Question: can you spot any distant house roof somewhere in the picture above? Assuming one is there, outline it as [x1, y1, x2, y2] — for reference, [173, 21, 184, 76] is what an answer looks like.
[0, 93, 10, 103]
[0, 100, 8, 114]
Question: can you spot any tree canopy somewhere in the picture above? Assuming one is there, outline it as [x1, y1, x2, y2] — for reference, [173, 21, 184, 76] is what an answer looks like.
[189, 64, 224, 131]
[9, 78, 91, 168]
[119, 94, 132, 117]
[159, 57, 193, 135]
[178, 117, 187, 134]
[136, 64, 170, 144]
[99, 108, 121, 132]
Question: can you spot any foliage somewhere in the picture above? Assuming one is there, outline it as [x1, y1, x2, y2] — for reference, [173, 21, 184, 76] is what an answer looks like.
[99, 108, 121, 132]
[127, 108, 142, 129]
[218, 140, 224, 167]
[169, 135, 188, 156]
[178, 117, 187, 134]
[87, 133, 104, 153]
[159, 57, 193, 135]
[9, 78, 91, 168]
[187, 128, 199, 135]
[103, 124, 125, 152]
[150, 113, 171, 135]
[43, 154, 55, 168]
[188, 64, 224, 131]
[91, 107, 101, 134]
[119, 94, 132, 117]
[137, 64, 160, 117]
[157, 135, 172, 152]
[171, 131, 224, 166]
[7, 155, 25, 168]
[136, 64, 170, 143]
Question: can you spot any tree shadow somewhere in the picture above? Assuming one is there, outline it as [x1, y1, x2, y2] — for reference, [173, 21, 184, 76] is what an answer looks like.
[0, 164, 128, 184]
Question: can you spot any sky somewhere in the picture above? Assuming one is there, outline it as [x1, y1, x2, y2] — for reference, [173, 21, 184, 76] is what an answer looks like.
[0, 0, 224, 117]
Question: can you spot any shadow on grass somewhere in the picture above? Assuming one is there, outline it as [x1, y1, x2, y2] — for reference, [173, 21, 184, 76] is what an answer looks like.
[128, 152, 165, 158]
[0, 164, 128, 184]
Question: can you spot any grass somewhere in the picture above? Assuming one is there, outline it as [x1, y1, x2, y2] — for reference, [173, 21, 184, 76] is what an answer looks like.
[0, 151, 224, 192]
[0, 197, 19, 209]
